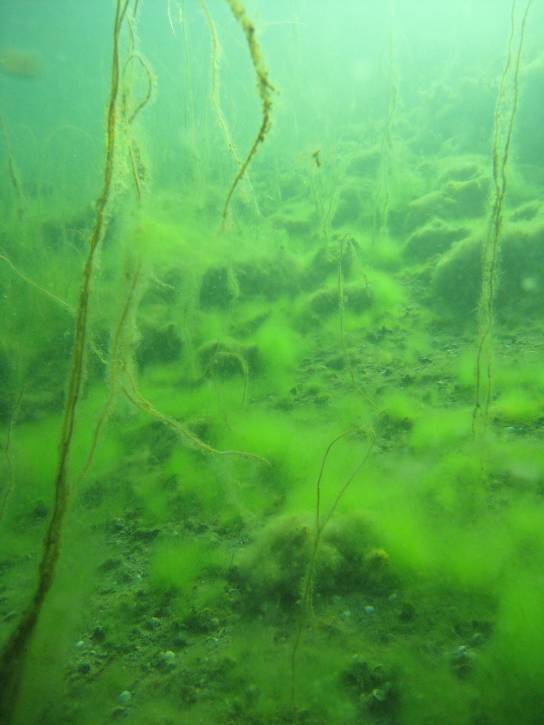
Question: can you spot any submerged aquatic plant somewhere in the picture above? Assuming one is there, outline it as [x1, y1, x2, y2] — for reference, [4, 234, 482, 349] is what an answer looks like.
[78, 254, 268, 489]
[122, 5, 156, 203]
[221, 0, 274, 229]
[372, 0, 399, 246]
[0, 1, 131, 719]
[0, 250, 73, 314]
[290, 429, 374, 710]
[473, 0, 534, 439]
[0, 387, 25, 524]
[200, 0, 260, 216]
[0, 116, 26, 221]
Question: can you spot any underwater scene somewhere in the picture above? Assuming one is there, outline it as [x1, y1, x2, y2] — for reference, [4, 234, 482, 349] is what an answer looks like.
[1, 0, 544, 723]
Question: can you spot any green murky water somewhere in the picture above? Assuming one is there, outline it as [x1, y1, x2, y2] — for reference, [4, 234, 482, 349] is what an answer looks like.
[1, 1, 544, 723]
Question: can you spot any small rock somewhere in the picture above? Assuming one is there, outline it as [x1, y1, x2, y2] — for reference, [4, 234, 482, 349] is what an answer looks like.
[145, 616, 161, 630]
[158, 650, 176, 670]
[173, 635, 188, 650]
[364, 683, 396, 713]
[450, 645, 476, 678]
[92, 626, 106, 642]
[399, 602, 416, 622]
[99, 557, 122, 573]
[134, 528, 161, 542]
[32, 503, 48, 520]
[369, 687, 387, 703]
[78, 661, 91, 675]
[111, 706, 128, 720]
[110, 518, 125, 533]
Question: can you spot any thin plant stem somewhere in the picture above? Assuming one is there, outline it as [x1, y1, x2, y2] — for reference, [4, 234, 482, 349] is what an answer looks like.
[0, 2, 130, 719]
[221, 0, 274, 229]
[290, 429, 374, 710]
[473, 0, 533, 439]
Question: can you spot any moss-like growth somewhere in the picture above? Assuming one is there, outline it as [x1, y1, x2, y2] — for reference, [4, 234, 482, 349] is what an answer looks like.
[232, 513, 392, 614]
[404, 219, 468, 261]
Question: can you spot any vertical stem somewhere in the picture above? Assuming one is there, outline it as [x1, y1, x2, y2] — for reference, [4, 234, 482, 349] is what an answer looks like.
[0, 2, 129, 720]
[473, 0, 533, 440]
[221, 0, 273, 229]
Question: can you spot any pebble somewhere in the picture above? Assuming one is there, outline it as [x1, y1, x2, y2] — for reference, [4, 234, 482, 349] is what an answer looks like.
[399, 602, 416, 622]
[92, 626, 106, 642]
[110, 518, 125, 533]
[450, 644, 476, 678]
[158, 650, 176, 669]
[117, 690, 132, 705]
[78, 661, 91, 674]
[111, 706, 128, 720]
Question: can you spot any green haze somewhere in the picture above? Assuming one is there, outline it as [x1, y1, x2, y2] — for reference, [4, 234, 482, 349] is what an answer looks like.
[0, 1, 543, 723]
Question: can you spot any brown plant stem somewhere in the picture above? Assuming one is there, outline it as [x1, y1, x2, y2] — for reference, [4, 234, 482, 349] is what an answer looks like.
[221, 0, 273, 229]
[472, 0, 533, 439]
[290, 430, 374, 710]
[0, 2, 129, 720]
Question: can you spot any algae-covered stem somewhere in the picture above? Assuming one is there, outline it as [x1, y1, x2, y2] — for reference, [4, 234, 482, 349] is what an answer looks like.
[200, 0, 260, 217]
[290, 430, 374, 711]
[221, 0, 274, 229]
[0, 1, 130, 719]
[472, 0, 533, 439]
[0, 115, 26, 221]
